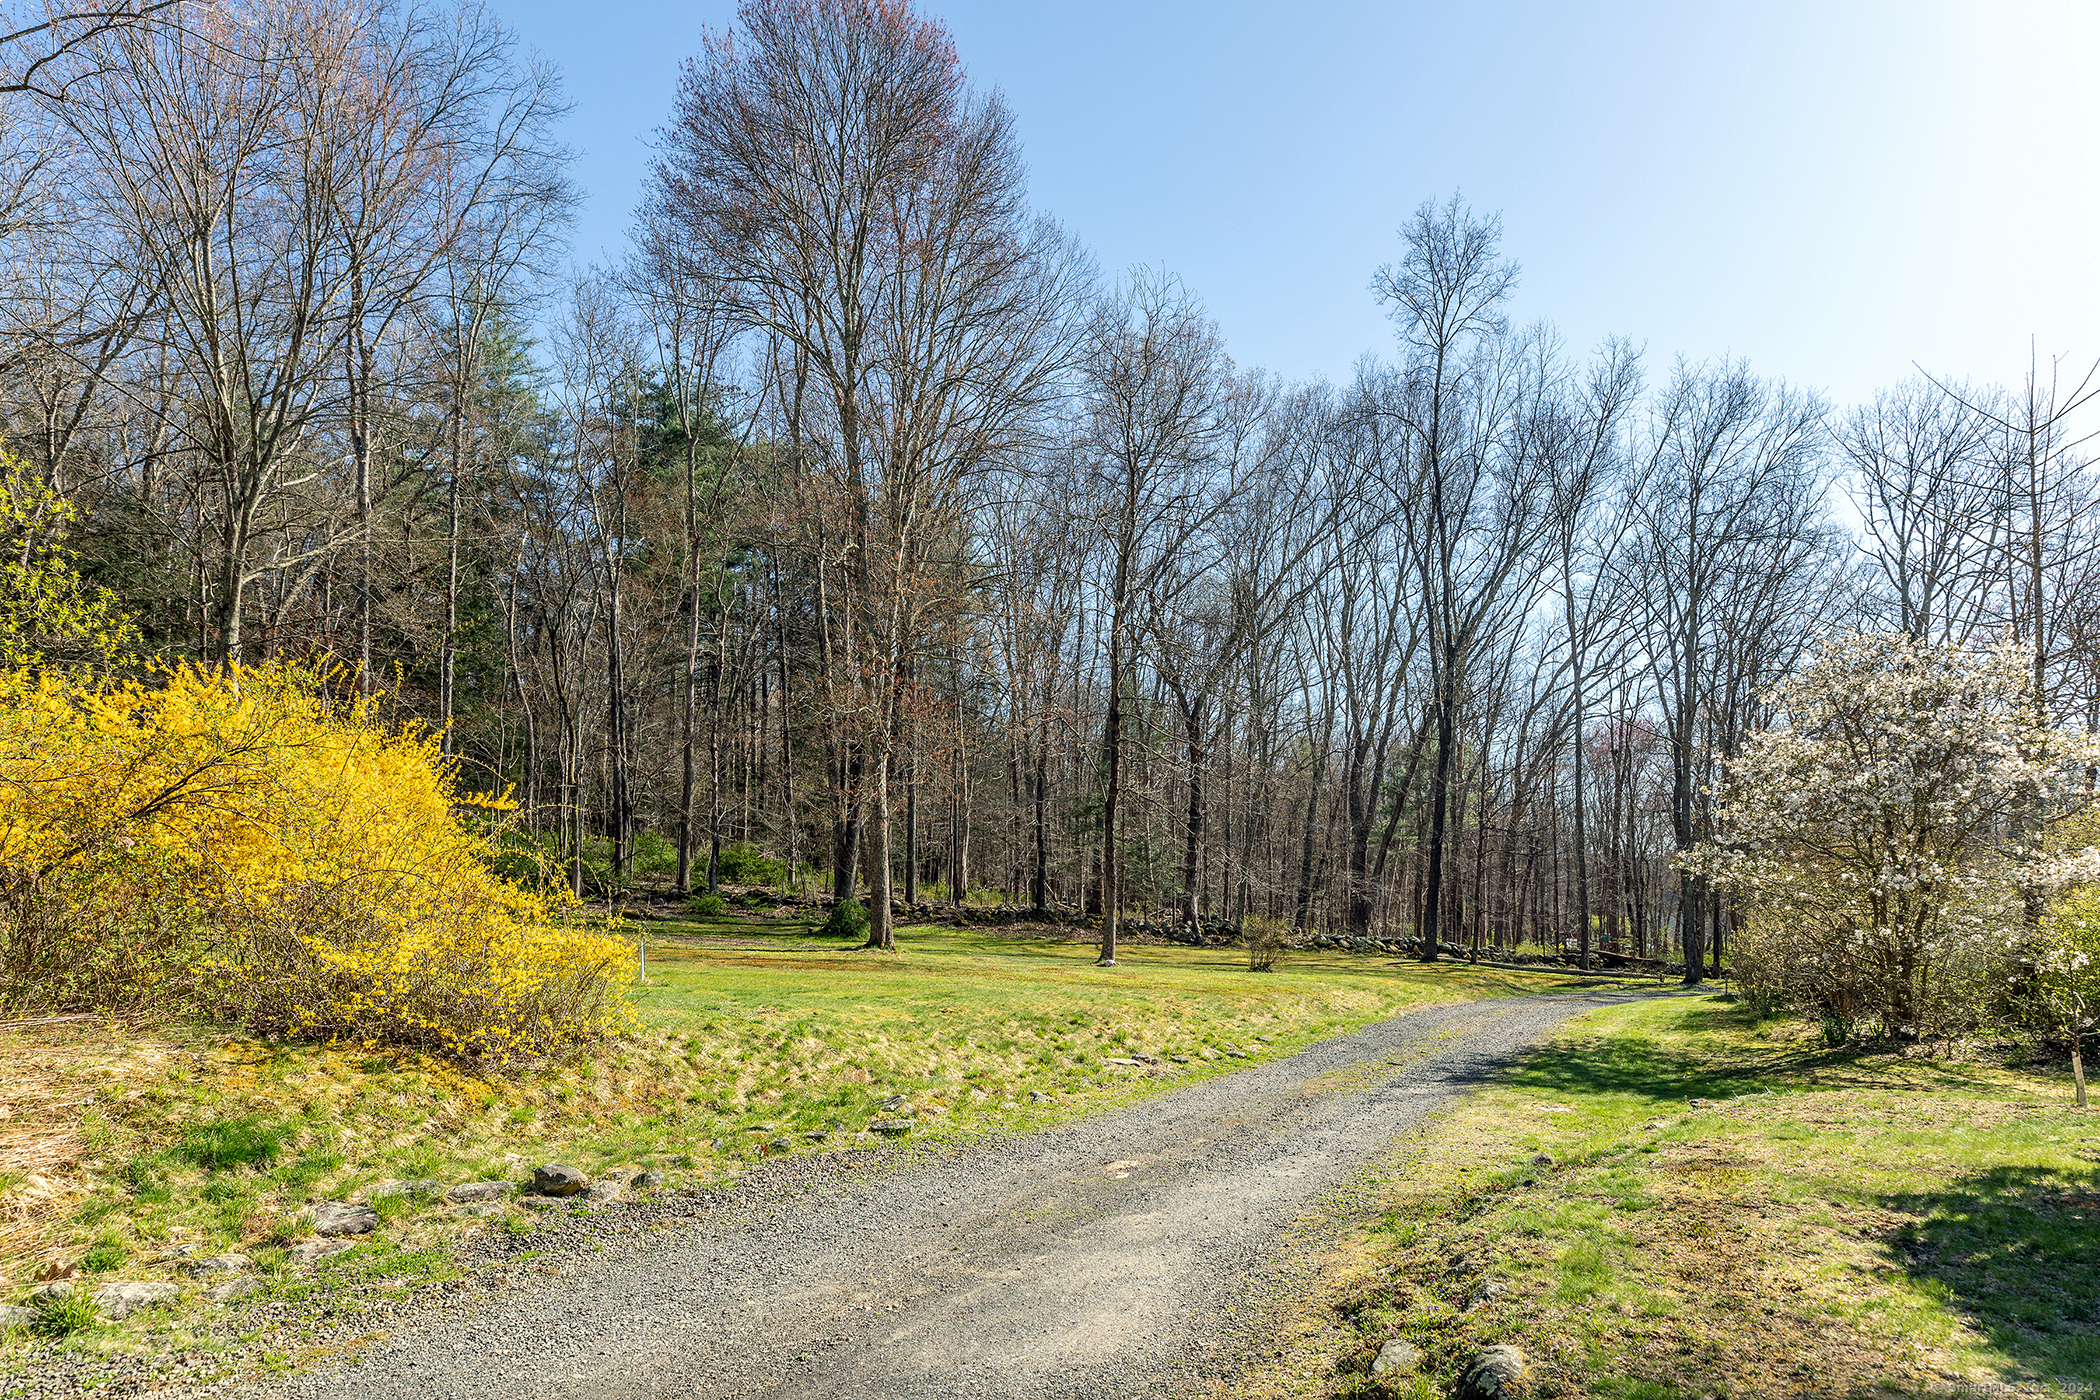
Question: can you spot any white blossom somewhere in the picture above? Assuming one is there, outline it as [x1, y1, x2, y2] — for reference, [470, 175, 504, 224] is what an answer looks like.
[1686, 631, 2100, 1039]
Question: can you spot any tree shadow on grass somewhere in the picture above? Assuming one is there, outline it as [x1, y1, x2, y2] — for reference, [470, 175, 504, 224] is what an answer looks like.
[1495, 1001, 1805, 1102]
[1884, 1163, 2100, 1392]
[1496, 998, 1999, 1104]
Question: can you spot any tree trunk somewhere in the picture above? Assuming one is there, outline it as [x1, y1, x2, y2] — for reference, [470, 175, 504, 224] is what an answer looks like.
[865, 741, 896, 949]
[441, 446, 463, 757]
[1032, 738, 1050, 910]
[904, 757, 918, 905]
[1571, 685, 1592, 972]
[1418, 662, 1458, 961]
[1181, 708, 1204, 930]
[1100, 673, 1123, 963]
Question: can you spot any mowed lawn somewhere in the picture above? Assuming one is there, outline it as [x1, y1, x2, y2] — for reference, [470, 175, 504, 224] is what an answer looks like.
[0, 911, 1635, 1359]
[623, 916, 1638, 1148]
[1234, 995, 2100, 1400]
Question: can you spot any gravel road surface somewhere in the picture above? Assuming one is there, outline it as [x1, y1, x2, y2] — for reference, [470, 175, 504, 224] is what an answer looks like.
[280, 987, 1661, 1400]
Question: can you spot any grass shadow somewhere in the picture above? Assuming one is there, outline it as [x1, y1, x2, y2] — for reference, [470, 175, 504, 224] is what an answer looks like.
[1495, 998, 2005, 1105]
[1496, 1000, 1797, 1102]
[1885, 1163, 2100, 1391]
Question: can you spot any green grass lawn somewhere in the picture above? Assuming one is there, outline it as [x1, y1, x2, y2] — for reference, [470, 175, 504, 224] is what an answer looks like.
[621, 915, 1634, 1148]
[1238, 995, 2100, 1400]
[0, 910, 1632, 1362]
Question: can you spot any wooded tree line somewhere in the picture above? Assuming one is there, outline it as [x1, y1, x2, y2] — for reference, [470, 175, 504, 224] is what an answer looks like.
[4, 0, 2097, 978]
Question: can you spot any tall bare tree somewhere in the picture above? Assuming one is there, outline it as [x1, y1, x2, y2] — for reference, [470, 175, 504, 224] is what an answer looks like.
[1373, 197, 1555, 961]
[1080, 270, 1236, 965]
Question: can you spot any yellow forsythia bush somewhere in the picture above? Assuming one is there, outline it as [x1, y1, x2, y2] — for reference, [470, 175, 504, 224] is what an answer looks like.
[0, 662, 635, 1057]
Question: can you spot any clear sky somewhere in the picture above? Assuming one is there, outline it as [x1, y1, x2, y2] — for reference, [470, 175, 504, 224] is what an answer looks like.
[499, 0, 2098, 410]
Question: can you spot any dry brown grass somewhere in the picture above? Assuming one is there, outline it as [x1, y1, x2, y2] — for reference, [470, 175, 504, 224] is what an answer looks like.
[0, 1020, 180, 1279]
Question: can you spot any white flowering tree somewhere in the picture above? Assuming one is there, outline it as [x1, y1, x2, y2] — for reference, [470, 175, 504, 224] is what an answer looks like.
[1688, 631, 2100, 1043]
[2028, 811, 2100, 1107]
[2033, 888, 2098, 1106]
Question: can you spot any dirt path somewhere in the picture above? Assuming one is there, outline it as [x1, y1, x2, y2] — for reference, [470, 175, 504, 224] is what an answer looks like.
[278, 989, 1665, 1400]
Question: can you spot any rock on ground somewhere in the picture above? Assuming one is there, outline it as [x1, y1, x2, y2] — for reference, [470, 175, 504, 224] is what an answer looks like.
[531, 1164, 588, 1197]
[365, 1180, 442, 1200]
[1371, 1338, 1422, 1375]
[444, 1181, 513, 1204]
[1455, 1343, 1528, 1399]
[308, 1202, 379, 1237]
[43, 1280, 183, 1320]
[288, 1240, 352, 1265]
[1466, 1279, 1509, 1309]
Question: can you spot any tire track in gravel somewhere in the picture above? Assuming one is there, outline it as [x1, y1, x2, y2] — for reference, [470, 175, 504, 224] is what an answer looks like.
[281, 987, 1673, 1400]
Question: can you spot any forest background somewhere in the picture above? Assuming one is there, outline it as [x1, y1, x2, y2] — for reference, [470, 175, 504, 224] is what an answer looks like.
[0, 0, 2096, 988]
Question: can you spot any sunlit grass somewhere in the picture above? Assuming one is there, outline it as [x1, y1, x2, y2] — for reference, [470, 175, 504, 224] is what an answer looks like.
[0, 910, 1635, 1357]
[1244, 995, 2100, 1400]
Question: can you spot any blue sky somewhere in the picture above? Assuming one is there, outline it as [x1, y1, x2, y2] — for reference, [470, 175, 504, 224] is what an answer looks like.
[501, 0, 2098, 409]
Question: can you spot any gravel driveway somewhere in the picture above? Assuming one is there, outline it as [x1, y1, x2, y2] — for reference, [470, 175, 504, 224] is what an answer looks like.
[279, 987, 1662, 1400]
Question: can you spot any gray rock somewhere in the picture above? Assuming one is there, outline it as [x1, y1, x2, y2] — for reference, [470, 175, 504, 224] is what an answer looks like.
[1530, 1152, 1555, 1167]
[29, 1281, 78, 1303]
[1225, 1049, 1248, 1059]
[1467, 1279, 1509, 1310]
[1455, 1343, 1527, 1400]
[92, 1280, 180, 1320]
[877, 1094, 906, 1111]
[531, 1164, 588, 1197]
[191, 1253, 249, 1275]
[0, 1303, 35, 1329]
[1169, 1055, 1190, 1064]
[517, 1194, 569, 1211]
[208, 1277, 260, 1304]
[454, 1203, 506, 1219]
[288, 1239, 352, 1265]
[766, 1138, 794, 1153]
[443, 1180, 513, 1204]
[365, 1179, 441, 1200]
[1370, 1338, 1421, 1376]
[582, 1179, 624, 1203]
[1104, 1057, 1139, 1067]
[634, 1170, 666, 1190]
[1027, 1090, 1051, 1104]
[1131, 1051, 1160, 1064]
[1449, 1252, 1479, 1276]
[870, 1120, 911, 1136]
[805, 1130, 829, 1141]
[309, 1201, 380, 1236]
